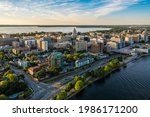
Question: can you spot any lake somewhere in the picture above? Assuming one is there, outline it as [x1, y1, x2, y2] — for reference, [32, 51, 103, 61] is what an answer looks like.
[0, 27, 111, 34]
[71, 56, 150, 100]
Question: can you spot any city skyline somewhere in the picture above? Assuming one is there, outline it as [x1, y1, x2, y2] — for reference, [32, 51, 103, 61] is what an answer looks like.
[0, 0, 150, 25]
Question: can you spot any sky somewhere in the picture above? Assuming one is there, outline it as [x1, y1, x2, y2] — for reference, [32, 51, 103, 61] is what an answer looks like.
[0, 0, 150, 25]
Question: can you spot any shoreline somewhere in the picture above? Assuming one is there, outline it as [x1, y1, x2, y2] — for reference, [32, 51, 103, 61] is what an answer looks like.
[67, 65, 122, 100]
[67, 54, 150, 100]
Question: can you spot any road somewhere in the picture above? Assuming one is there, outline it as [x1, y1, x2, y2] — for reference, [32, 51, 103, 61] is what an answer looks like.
[52, 55, 121, 86]
[45, 54, 122, 99]
[9, 54, 121, 100]
[10, 66, 58, 100]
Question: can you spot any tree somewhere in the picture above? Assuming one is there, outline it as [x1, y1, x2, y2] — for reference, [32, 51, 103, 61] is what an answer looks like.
[0, 81, 8, 91]
[74, 76, 82, 82]
[16, 54, 22, 59]
[23, 66, 28, 71]
[56, 91, 67, 100]
[6, 74, 18, 82]
[0, 51, 5, 60]
[79, 53, 84, 58]
[30, 62, 37, 67]
[8, 49, 12, 54]
[104, 65, 111, 73]
[47, 67, 59, 76]
[0, 94, 8, 100]
[5, 64, 10, 70]
[65, 82, 73, 92]
[74, 80, 84, 91]
[30, 55, 37, 61]
[35, 69, 46, 79]
[111, 59, 120, 68]
[20, 74, 25, 79]
[108, 61, 114, 68]
[99, 68, 105, 78]
[84, 71, 91, 78]
[66, 54, 73, 61]
[3, 70, 13, 76]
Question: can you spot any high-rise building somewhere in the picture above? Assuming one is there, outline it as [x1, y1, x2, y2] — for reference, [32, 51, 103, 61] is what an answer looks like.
[12, 41, 20, 48]
[110, 37, 125, 49]
[125, 37, 134, 45]
[107, 41, 119, 50]
[91, 42, 104, 54]
[37, 39, 42, 50]
[25, 39, 36, 49]
[41, 41, 48, 51]
[75, 41, 87, 52]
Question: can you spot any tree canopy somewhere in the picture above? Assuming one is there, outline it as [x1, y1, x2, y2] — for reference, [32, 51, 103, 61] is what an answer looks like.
[56, 91, 67, 100]
[74, 80, 84, 91]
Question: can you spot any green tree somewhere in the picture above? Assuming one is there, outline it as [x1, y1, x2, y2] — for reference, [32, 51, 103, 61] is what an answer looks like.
[66, 54, 73, 61]
[65, 82, 73, 92]
[0, 94, 8, 100]
[23, 66, 28, 71]
[35, 69, 46, 79]
[79, 53, 84, 58]
[30, 55, 37, 61]
[104, 65, 111, 73]
[56, 91, 67, 100]
[74, 80, 84, 91]
[16, 54, 22, 59]
[5, 64, 10, 70]
[8, 49, 12, 54]
[48, 67, 59, 76]
[6, 74, 18, 82]
[0, 81, 8, 94]
[74, 76, 82, 82]
[20, 74, 25, 79]
[0, 51, 5, 60]
[84, 71, 91, 78]
[3, 70, 13, 76]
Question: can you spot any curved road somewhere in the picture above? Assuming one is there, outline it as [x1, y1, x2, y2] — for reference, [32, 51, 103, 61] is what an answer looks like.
[10, 54, 122, 100]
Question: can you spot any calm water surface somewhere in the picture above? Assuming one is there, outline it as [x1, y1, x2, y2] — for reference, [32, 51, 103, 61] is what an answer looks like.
[71, 56, 150, 100]
[0, 27, 111, 34]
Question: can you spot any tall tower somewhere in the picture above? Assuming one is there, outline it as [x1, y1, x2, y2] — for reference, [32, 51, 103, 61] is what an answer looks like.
[72, 27, 77, 38]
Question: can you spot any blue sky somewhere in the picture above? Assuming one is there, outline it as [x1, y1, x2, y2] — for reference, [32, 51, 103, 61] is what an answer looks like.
[0, 0, 150, 25]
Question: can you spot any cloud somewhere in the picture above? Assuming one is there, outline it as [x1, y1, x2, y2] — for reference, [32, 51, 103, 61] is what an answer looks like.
[94, 0, 140, 17]
[0, 0, 145, 24]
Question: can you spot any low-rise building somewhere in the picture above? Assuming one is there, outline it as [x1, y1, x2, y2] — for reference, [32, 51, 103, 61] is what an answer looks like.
[18, 60, 28, 68]
[0, 45, 12, 51]
[133, 48, 150, 54]
[2, 34, 10, 38]
[50, 52, 64, 67]
[28, 66, 41, 76]
[12, 48, 29, 55]
[0, 38, 19, 46]
[75, 57, 94, 68]
[57, 35, 72, 42]
[75, 41, 87, 52]
[54, 41, 72, 49]
[132, 44, 150, 54]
